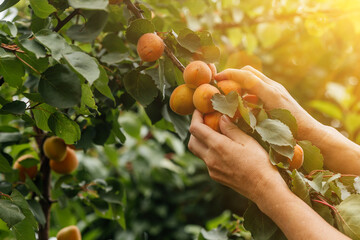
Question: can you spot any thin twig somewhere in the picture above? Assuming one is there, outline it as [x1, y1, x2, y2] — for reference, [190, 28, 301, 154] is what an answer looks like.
[53, 9, 80, 32]
[123, 0, 185, 72]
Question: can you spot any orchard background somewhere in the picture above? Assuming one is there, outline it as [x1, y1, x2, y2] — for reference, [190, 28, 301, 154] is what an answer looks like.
[1, 0, 360, 239]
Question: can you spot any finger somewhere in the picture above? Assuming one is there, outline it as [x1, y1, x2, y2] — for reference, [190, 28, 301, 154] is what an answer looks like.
[241, 65, 282, 88]
[191, 109, 204, 124]
[215, 69, 274, 99]
[188, 135, 207, 159]
[219, 115, 249, 144]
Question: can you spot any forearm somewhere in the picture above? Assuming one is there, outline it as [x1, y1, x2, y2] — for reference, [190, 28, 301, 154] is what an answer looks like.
[256, 186, 350, 240]
[301, 119, 360, 175]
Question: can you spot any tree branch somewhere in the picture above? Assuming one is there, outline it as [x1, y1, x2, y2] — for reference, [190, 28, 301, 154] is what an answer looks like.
[124, 0, 185, 72]
[53, 9, 80, 32]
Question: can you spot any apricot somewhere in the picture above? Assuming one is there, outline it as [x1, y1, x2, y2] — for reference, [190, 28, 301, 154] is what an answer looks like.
[287, 144, 304, 170]
[43, 136, 67, 162]
[56, 225, 81, 240]
[208, 63, 217, 80]
[217, 80, 242, 95]
[50, 147, 78, 174]
[183, 61, 212, 89]
[204, 112, 222, 132]
[243, 94, 259, 105]
[137, 33, 165, 62]
[170, 84, 195, 115]
[13, 154, 38, 182]
[193, 84, 220, 114]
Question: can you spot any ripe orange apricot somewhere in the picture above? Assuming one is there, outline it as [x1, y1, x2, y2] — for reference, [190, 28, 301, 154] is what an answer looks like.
[43, 136, 67, 162]
[13, 154, 38, 182]
[204, 112, 222, 132]
[183, 61, 212, 89]
[50, 147, 78, 174]
[193, 84, 220, 114]
[287, 144, 304, 170]
[57, 225, 81, 240]
[208, 63, 217, 80]
[137, 33, 165, 62]
[217, 80, 242, 95]
[243, 94, 259, 105]
[170, 84, 195, 115]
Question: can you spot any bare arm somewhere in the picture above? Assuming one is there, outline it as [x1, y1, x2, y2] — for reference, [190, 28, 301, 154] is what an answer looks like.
[188, 110, 350, 240]
[215, 66, 360, 175]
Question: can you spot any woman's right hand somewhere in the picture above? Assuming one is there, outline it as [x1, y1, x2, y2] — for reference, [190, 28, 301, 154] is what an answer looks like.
[215, 65, 323, 140]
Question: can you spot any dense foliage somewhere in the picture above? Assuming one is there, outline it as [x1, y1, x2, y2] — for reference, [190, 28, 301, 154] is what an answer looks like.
[1, 0, 360, 239]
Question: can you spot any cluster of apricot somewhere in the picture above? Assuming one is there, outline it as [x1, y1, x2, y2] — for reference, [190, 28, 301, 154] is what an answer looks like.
[13, 136, 79, 181]
[170, 60, 246, 132]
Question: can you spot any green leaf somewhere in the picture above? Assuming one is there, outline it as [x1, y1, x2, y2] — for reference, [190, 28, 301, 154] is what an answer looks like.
[63, 51, 100, 85]
[29, 0, 56, 19]
[35, 29, 72, 61]
[39, 64, 82, 109]
[291, 170, 312, 206]
[80, 83, 98, 112]
[0, 200, 25, 228]
[32, 103, 56, 131]
[0, 101, 26, 115]
[68, 0, 108, 10]
[18, 39, 47, 59]
[244, 203, 278, 240]
[16, 52, 49, 74]
[23, 93, 44, 103]
[199, 227, 228, 240]
[100, 52, 132, 65]
[0, 58, 25, 88]
[269, 109, 298, 137]
[67, 10, 108, 42]
[309, 100, 342, 120]
[123, 70, 158, 107]
[212, 92, 238, 118]
[238, 96, 256, 129]
[102, 33, 127, 53]
[162, 105, 190, 140]
[298, 140, 324, 173]
[48, 112, 81, 144]
[0, 21, 17, 37]
[12, 219, 36, 240]
[335, 194, 360, 240]
[27, 200, 46, 227]
[119, 111, 142, 139]
[125, 19, 155, 44]
[256, 23, 282, 48]
[93, 64, 115, 102]
[270, 144, 294, 159]
[31, 14, 51, 33]
[255, 119, 295, 147]
[0, 153, 12, 173]
[0, 0, 20, 12]
[18, 158, 38, 168]
[176, 28, 201, 53]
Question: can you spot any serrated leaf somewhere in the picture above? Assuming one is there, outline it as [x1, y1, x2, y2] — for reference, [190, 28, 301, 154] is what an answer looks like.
[0, 101, 26, 115]
[32, 104, 56, 131]
[291, 170, 311, 206]
[0, 200, 25, 228]
[255, 119, 295, 147]
[123, 70, 158, 107]
[335, 194, 360, 240]
[298, 140, 324, 173]
[0, 58, 24, 88]
[269, 109, 298, 137]
[212, 92, 238, 117]
[68, 0, 108, 10]
[238, 96, 256, 129]
[67, 10, 108, 42]
[0, 0, 20, 12]
[39, 64, 82, 108]
[270, 144, 294, 159]
[176, 28, 201, 53]
[125, 19, 155, 44]
[35, 29, 72, 61]
[48, 112, 81, 144]
[63, 52, 100, 85]
[244, 203, 278, 240]
[29, 0, 56, 19]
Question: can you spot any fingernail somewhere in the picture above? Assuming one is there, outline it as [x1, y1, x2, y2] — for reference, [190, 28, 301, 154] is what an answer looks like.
[221, 115, 231, 123]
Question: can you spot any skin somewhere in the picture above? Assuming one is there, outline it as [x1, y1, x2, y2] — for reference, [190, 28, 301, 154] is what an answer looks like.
[188, 65, 359, 240]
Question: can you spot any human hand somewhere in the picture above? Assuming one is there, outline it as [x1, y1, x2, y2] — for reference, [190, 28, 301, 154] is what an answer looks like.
[215, 66, 321, 140]
[188, 110, 288, 203]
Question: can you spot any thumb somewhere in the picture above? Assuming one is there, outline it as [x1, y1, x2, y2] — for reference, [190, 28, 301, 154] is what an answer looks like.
[219, 115, 249, 143]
